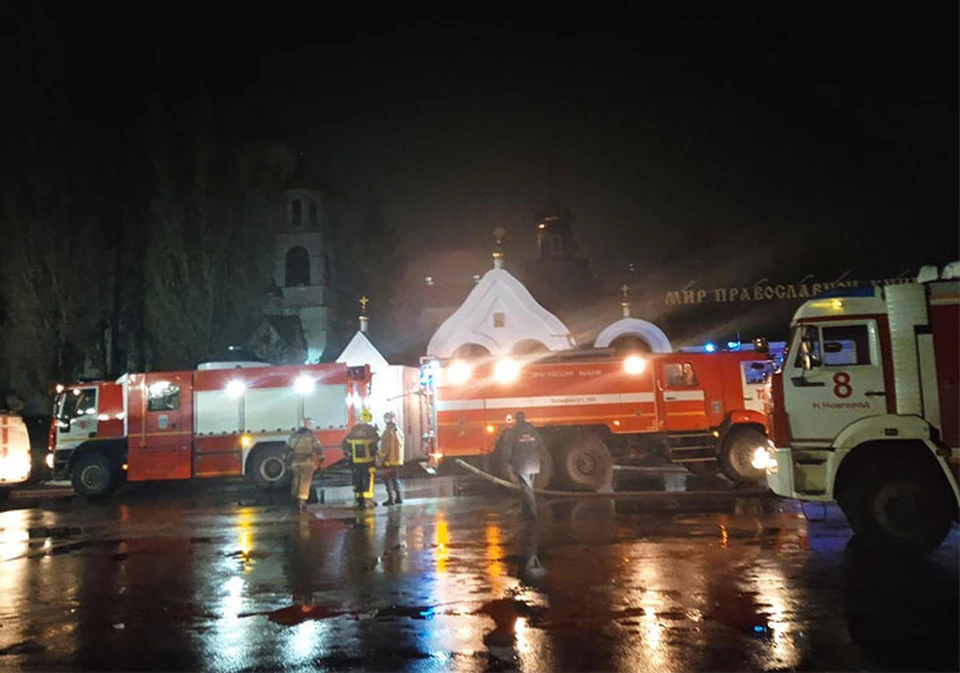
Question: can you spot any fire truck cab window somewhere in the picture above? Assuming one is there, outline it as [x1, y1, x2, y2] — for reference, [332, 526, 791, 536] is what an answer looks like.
[58, 388, 96, 427]
[821, 325, 872, 366]
[148, 383, 180, 412]
[742, 361, 773, 384]
[794, 325, 822, 369]
[664, 363, 698, 387]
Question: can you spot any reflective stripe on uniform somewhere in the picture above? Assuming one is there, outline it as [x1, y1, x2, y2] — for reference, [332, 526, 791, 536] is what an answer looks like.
[348, 439, 375, 463]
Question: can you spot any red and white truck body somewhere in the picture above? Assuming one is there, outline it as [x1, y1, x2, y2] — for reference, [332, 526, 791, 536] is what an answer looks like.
[50, 362, 371, 497]
[761, 262, 959, 552]
[421, 348, 776, 489]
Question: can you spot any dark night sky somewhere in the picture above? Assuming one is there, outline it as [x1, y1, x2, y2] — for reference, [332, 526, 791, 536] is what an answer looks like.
[3, 5, 957, 291]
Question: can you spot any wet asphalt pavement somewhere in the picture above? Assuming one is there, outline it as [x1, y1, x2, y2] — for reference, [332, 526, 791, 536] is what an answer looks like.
[0, 472, 957, 672]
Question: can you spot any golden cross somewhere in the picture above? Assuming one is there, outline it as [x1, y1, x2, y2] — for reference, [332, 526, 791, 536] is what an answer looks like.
[359, 296, 369, 314]
[620, 284, 629, 299]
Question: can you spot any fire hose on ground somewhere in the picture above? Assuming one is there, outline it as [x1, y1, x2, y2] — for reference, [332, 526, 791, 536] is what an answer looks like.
[453, 458, 767, 501]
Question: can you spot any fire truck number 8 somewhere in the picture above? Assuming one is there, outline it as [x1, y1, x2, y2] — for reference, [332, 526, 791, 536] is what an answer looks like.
[833, 372, 852, 398]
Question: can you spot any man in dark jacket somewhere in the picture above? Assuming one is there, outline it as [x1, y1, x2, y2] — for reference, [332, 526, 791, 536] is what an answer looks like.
[502, 411, 542, 519]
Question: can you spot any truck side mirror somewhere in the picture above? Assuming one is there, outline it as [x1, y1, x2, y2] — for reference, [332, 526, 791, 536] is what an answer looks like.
[752, 337, 769, 354]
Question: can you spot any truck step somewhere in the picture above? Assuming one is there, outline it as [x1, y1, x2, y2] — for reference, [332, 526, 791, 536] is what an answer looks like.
[795, 458, 826, 466]
[669, 447, 716, 462]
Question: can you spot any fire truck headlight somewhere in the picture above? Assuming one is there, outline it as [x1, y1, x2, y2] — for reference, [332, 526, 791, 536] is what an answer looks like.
[240, 434, 253, 448]
[493, 358, 521, 383]
[751, 446, 774, 471]
[293, 375, 315, 395]
[226, 380, 246, 398]
[55, 384, 65, 394]
[623, 355, 646, 375]
[45, 453, 55, 470]
[447, 360, 472, 385]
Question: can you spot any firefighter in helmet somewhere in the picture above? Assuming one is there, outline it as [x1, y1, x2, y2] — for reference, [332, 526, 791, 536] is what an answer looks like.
[377, 411, 404, 506]
[342, 408, 380, 508]
[288, 417, 323, 513]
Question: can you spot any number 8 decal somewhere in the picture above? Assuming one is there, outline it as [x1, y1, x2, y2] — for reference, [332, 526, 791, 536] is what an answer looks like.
[833, 372, 852, 398]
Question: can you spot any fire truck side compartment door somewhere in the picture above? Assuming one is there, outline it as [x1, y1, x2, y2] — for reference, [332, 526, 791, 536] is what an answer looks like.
[127, 372, 193, 482]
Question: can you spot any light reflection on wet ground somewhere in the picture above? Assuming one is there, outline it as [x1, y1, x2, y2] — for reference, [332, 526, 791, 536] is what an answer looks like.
[0, 479, 957, 672]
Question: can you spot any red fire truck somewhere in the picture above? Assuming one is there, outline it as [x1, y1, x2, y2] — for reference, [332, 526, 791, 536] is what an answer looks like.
[49, 361, 371, 498]
[420, 346, 776, 490]
[759, 262, 960, 552]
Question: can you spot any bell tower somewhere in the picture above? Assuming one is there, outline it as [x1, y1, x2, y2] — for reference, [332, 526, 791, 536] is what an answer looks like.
[268, 188, 333, 363]
[535, 197, 579, 260]
[525, 197, 602, 311]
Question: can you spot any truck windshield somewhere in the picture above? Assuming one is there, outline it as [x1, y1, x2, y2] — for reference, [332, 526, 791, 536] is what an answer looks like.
[742, 360, 774, 384]
[56, 388, 97, 426]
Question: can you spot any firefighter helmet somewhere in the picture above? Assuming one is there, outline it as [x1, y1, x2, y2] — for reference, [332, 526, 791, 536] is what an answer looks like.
[360, 409, 373, 423]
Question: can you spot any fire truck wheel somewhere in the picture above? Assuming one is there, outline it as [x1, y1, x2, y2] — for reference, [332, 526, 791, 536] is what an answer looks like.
[719, 428, 766, 483]
[249, 444, 291, 491]
[71, 452, 119, 498]
[559, 436, 613, 492]
[840, 458, 954, 555]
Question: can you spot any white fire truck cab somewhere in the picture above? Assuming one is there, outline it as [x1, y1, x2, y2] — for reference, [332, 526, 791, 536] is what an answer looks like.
[760, 262, 960, 553]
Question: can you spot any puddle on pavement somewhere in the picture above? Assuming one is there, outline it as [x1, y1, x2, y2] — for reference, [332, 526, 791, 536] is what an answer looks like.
[26, 526, 90, 540]
[221, 549, 271, 560]
[49, 538, 123, 556]
[612, 607, 646, 619]
[239, 603, 342, 626]
[372, 604, 442, 620]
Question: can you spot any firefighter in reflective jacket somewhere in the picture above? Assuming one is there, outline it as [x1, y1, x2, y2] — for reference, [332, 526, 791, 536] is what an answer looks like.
[377, 411, 404, 506]
[288, 417, 324, 512]
[342, 408, 380, 508]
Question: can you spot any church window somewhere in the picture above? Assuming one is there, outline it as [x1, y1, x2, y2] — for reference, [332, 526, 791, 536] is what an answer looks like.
[308, 200, 319, 228]
[291, 199, 302, 227]
[285, 246, 310, 287]
[549, 235, 563, 255]
[493, 312, 506, 328]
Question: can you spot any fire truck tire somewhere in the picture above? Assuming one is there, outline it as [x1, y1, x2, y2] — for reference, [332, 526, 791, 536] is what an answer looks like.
[839, 458, 954, 555]
[71, 452, 120, 499]
[558, 436, 614, 492]
[248, 444, 291, 491]
[719, 428, 766, 483]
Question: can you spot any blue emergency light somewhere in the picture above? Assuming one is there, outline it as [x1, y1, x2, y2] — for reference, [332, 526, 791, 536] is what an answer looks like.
[816, 286, 878, 299]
